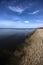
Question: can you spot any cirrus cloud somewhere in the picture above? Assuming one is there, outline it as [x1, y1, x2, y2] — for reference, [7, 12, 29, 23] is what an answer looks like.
[29, 10, 40, 15]
[8, 6, 25, 13]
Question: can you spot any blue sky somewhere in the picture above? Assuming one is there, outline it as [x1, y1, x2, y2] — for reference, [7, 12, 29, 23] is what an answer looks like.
[0, 0, 43, 28]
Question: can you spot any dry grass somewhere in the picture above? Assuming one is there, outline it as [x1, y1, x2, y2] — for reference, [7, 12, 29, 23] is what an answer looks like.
[20, 29, 43, 65]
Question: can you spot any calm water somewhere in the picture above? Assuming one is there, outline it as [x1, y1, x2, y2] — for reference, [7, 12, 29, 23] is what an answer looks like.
[0, 28, 35, 39]
[0, 28, 35, 49]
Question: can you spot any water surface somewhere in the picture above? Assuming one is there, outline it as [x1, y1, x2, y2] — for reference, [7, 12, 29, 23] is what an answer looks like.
[0, 28, 35, 50]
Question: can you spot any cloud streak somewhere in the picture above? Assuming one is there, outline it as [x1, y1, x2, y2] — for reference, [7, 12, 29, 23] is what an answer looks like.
[8, 6, 25, 13]
[29, 10, 40, 15]
[36, 20, 43, 23]
[0, 21, 43, 28]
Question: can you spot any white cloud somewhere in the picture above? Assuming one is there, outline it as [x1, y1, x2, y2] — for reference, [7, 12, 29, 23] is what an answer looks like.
[8, 6, 25, 13]
[29, 10, 40, 15]
[36, 20, 43, 22]
[0, 21, 43, 28]
[24, 21, 29, 24]
[30, 23, 43, 28]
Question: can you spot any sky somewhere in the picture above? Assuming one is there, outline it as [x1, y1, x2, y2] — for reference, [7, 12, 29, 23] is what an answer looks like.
[0, 0, 43, 28]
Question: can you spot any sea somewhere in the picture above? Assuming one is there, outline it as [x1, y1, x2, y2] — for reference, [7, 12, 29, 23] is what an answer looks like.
[0, 28, 35, 50]
[0, 28, 35, 38]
